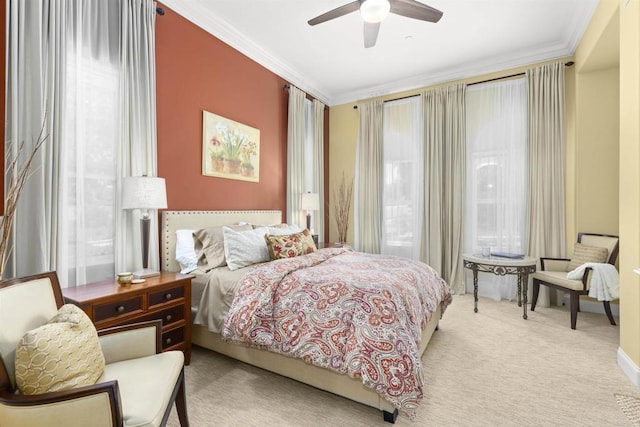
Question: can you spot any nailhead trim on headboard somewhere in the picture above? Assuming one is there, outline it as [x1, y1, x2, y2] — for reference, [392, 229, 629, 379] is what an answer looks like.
[161, 210, 282, 272]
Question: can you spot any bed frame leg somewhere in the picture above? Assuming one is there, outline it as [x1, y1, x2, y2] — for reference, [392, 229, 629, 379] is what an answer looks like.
[383, 409, 398, 423]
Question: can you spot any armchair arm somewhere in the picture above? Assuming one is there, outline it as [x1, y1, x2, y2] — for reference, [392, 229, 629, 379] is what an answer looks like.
[0, 380, 122, 427]
[98, 320, 162, 365]
[540, 257, 570, 271]
[581, 267, 594, 291]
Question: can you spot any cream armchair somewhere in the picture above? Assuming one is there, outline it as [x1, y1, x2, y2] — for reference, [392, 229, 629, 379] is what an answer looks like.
[530, 233, 619, 330]
[0, 272, 189, 427]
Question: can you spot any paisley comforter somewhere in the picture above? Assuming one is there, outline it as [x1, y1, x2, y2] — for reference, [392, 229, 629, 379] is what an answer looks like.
[221, 247, 452, 416]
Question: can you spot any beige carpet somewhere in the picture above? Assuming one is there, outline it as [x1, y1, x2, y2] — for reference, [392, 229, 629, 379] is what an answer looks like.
[615, 393, 640, 425]
[167, 295, 639, 426]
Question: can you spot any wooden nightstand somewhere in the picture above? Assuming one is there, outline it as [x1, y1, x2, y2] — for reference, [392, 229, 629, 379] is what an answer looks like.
[63, 271, 193, 364]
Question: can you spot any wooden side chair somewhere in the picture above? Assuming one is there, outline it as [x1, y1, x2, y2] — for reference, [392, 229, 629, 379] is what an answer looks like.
[0, 271, 189, 427]
[530, 233, 619, 329]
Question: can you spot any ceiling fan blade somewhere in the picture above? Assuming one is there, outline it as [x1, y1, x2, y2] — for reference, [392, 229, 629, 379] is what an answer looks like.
[308, 1, 361, 26]
[363, 22, 380, 48]
[390, 0, 443, 23]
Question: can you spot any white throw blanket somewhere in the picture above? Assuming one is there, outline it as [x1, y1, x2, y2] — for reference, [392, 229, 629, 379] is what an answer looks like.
[567, 262, 619, 301]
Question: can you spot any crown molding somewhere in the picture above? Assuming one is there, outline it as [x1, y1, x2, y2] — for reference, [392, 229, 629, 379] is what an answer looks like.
[161, 0, 598, 107]
[160, 0, 332, 105]
[566, 0, 599, 52]
[330, 42, 574, 106]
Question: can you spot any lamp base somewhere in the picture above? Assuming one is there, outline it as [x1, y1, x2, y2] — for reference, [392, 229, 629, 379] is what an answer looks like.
[133, 268, 161, 279]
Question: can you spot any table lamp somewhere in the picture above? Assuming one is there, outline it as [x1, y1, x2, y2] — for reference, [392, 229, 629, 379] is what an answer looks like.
[300, 192, 320, 231]
[122, 176, 167, 278]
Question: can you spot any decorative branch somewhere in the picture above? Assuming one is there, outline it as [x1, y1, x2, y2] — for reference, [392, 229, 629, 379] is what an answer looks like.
[0, 121, 48, 276]
[333, 172, 354, 244]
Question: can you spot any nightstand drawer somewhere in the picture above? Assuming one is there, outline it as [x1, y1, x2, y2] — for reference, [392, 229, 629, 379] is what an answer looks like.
[138, 305, 185, 328]
[94, 296, 143, 323]
[63, 272, 192, 364]
[149, 286, 184, 307]
[162, 326, 184, 350]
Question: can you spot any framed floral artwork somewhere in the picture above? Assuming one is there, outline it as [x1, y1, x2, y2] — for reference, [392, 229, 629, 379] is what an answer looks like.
[202, 110, 260, 182]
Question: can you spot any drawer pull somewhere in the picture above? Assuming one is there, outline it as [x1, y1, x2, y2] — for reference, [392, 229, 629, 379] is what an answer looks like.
[165, 338, 172, 345]
[165, 293, 172, 300]
[165, 314, 172, 322]
[116, 305, 125, 313]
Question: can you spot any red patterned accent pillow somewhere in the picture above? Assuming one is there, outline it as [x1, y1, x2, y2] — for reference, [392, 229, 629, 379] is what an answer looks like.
[264, 229, 317, 260]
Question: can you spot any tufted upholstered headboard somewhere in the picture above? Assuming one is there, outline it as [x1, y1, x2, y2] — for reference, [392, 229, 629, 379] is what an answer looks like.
[160, 210, 282, 272]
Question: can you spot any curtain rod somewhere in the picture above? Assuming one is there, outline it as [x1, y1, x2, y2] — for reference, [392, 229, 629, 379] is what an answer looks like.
[352, 93, 419, 109]
[467, 62, 574, 87]
[156, 7, 165, 15]
[283, 84, 329, 110]
[352, 61, 575, 109]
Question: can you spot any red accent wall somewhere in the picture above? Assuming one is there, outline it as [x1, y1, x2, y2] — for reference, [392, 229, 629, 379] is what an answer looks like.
[156, 4, 288, 215]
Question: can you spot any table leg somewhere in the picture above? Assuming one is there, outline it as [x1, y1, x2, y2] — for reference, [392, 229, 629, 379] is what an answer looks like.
[521, 273, 529, 320]
[516, 273, 522, 307]
[473, 268, 479, 313]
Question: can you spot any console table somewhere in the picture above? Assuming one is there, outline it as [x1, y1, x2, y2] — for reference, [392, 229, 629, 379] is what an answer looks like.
[463, 253, 537, 319]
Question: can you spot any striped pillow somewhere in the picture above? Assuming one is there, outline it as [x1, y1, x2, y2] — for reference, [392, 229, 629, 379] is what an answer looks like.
[566, 243, 609, 272]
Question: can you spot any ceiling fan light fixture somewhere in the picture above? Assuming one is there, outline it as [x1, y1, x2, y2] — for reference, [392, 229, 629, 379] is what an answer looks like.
[360, 0, 390, 23]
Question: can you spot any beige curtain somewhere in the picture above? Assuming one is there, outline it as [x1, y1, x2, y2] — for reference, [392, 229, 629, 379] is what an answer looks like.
[421, 84, 466, 293]
[286, 85, 306, 228]
[312, 99, 325, 242]
[526, 62, 566, 306]
[355, 99, 384, 253]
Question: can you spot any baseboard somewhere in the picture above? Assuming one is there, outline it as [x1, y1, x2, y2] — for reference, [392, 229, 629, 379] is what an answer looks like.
[562, 295, 620, 316]
[617, 347, 640, 387]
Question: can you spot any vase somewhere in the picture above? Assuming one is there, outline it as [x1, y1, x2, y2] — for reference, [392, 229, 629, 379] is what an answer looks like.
[212, 158, 224, 172]
[241, 165, 254, 177]
[223, 158, 242, 174]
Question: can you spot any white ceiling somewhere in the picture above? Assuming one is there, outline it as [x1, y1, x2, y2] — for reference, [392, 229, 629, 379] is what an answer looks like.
[160, 0, 598, 106]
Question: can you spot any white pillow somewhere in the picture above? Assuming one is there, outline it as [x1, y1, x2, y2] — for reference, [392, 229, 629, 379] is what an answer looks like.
[223, 226, 271, 271]
[175, 229, 198, 274]
[267, 224, 302, 236]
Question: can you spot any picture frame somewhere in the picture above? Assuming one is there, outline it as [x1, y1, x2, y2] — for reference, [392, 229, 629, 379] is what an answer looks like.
[202, 110, 260, 182]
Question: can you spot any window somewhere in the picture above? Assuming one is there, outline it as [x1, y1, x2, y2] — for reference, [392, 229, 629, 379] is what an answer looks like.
[382, 97, 423, 259]
[465, 79, 527, 299]
[60, 3, 121, 287]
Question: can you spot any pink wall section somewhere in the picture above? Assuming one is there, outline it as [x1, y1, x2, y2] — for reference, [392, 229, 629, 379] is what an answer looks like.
[155, 4, 288, 215]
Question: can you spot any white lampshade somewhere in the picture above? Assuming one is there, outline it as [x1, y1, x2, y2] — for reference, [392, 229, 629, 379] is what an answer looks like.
[122, 176, 168, 210]
[360, 0, 390, 23]
[301, 192, 320, 211]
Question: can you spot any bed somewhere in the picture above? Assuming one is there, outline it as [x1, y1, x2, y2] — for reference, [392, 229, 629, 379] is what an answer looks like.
[161, 210, 451, 422]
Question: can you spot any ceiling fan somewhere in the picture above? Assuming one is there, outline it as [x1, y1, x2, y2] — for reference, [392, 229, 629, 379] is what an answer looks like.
[308, 0, 443, 48]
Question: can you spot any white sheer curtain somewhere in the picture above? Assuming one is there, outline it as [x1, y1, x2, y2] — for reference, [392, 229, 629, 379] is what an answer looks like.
[464, 79, 528, 300]
[310, 99, 325, 242]
[286, 85, 307, 229]
[422, 85, 466, 293]
[355, 99, 384, 253]
[116, 0, 160, 275]
[5, 0, 158, 286]
[381, 97, 423, 259]
[526, 62, 566, 306]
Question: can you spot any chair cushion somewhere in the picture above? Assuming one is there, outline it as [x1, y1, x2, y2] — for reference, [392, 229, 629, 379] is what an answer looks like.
[99, 351, 184, 427]
[264, 229, 317, 260]
[532, 270, 587, 291]
[566, 243, 609, 272]
[14, 304, 105, 395]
